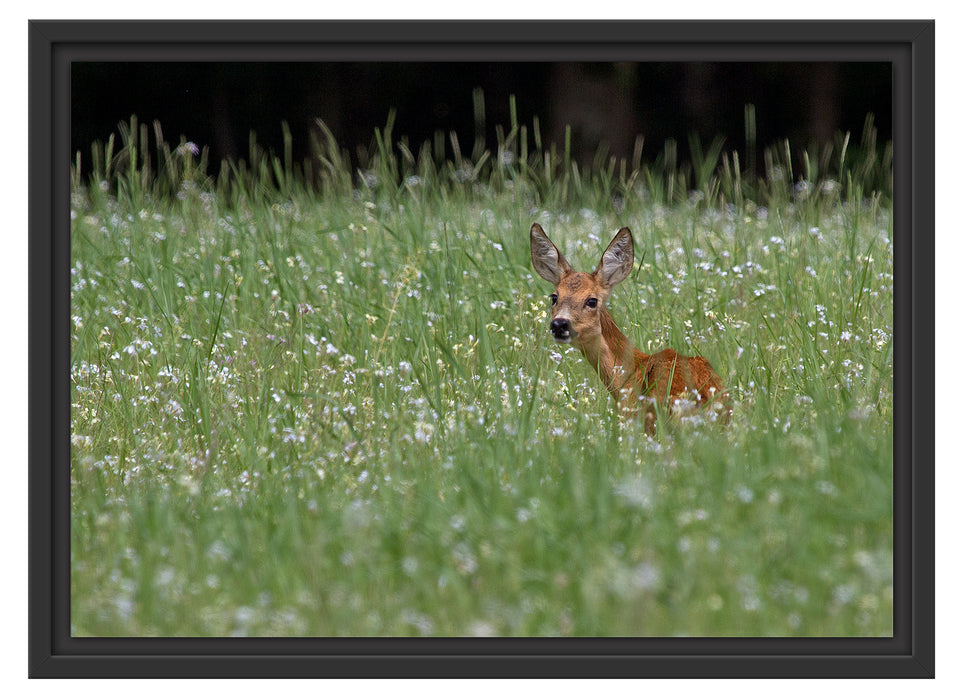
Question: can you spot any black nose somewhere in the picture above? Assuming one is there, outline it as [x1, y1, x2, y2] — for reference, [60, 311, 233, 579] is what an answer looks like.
[551, 318, 571, 337]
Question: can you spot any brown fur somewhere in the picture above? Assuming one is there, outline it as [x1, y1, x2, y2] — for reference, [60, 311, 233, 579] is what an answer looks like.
[531, 223, 731, 434]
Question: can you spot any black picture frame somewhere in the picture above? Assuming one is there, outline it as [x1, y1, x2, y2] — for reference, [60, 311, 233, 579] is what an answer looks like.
[29, 19, 935, 678]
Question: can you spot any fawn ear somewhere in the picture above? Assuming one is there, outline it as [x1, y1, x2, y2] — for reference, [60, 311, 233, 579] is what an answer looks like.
[530, 223, 572, 284]
[596, 227, 634, 287]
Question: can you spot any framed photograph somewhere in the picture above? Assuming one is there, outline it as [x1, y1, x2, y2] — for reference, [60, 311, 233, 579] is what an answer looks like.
[29, 20, 934, 677]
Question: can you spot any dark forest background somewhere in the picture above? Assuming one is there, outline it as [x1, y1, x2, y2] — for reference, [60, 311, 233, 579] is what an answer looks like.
[72, 62, 892, 174]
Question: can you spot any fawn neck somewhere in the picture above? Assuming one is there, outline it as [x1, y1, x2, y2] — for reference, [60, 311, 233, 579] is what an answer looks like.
[578, 308, 650, 397]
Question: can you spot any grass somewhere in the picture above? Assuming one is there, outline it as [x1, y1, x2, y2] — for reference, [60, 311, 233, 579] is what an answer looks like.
[69, 108, 893, 637]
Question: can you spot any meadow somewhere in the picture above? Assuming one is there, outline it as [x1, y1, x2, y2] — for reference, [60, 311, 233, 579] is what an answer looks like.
[69, 110, 894, 636]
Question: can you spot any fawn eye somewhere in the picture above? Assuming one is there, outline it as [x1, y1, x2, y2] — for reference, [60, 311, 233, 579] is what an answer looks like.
[550, 293, 558, 305]
[585, 297, 598, 308]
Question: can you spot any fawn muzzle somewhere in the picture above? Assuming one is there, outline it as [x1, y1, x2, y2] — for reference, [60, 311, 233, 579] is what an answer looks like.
[550, 317, 573, 343]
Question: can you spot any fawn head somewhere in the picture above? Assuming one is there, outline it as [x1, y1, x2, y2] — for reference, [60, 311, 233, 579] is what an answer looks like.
[530, 223, 634, 347]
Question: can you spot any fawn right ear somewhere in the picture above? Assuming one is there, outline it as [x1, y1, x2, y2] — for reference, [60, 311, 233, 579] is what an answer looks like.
[530, 223, 572, 284]
[596, 227, 634, 288]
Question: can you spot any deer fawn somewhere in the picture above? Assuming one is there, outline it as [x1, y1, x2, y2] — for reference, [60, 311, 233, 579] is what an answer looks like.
[530, 223, 730, 434]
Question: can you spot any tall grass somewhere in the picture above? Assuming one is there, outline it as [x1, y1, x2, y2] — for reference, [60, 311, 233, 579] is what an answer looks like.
[69, 103, 893, 636]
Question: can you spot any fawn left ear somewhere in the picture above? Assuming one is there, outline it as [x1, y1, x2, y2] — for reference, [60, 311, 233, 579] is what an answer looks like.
[596, 227, 634, 287]
[530, 223, 572, 285]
